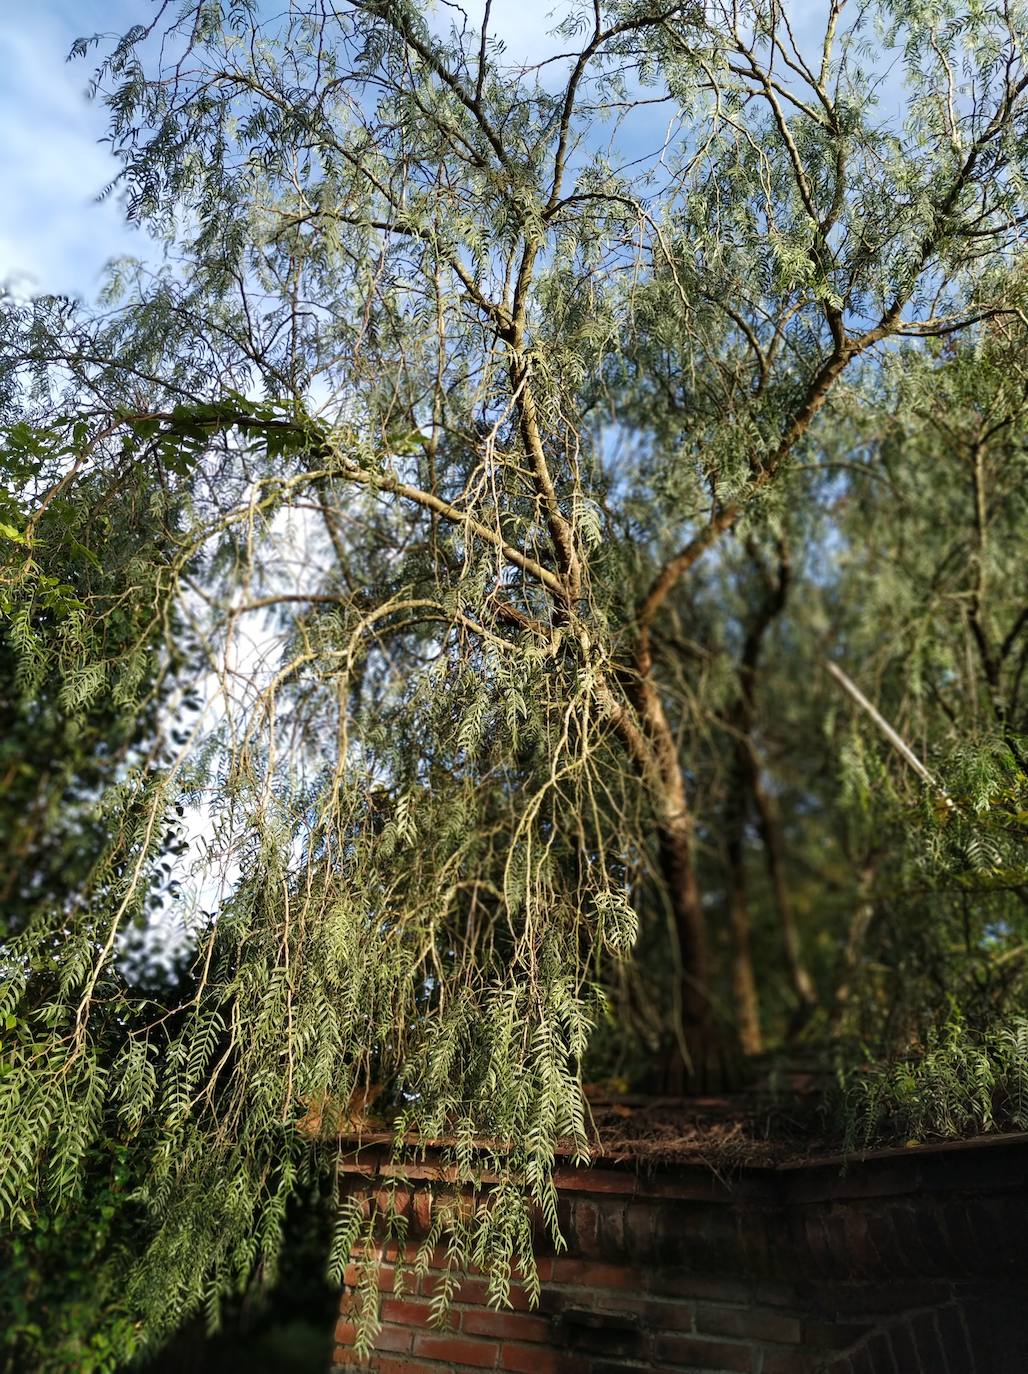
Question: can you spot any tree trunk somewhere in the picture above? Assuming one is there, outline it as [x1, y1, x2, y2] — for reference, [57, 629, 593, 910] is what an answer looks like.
[717, 543, 792, 1054]
[631, 671, 727, 1089]
[656, 807, 712, 1057]
[752, 777, 818, 1028]
[725, 820, 764, 1056]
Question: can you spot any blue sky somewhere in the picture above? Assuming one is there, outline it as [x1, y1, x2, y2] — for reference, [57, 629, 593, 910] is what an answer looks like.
[0, 2, 565, 301]
[0, 3, 149, 298]
[2, 3, 888, 302]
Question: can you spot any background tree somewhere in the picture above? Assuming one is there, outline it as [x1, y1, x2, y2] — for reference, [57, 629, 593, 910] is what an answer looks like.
[821, 323, 1028, 1045]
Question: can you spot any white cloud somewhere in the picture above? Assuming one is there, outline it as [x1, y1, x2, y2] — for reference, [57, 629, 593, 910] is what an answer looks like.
[0, 8, 147, 300]
[0, 1, 568, 303]
[476, 0, 569, 66]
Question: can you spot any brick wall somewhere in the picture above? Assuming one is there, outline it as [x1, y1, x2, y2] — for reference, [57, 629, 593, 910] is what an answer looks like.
[330, 1135, 1028, 1373]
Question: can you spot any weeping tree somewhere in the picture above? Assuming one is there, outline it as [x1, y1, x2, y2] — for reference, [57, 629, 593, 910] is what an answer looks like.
[2, 0, 1028, 1360]
[818, 320, 1028, 1048]
[624, 321, 1028, 1071]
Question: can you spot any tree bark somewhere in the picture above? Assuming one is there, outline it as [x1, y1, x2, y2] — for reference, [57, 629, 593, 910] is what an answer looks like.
[717, 544, 792, 1055]
[725, 807, 764, 1056]
[657, 807, 713, 1067]
[626, 667, 722, 1088]
[752, 777, 818, 1027]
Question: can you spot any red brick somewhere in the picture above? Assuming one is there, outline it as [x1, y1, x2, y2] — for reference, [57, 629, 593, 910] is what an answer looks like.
[590, 1363, 652, 1374]
[536, 1285, 580, 1318]
[695, 1304, 801, 1344]
[801, 1212, 834, 1278]
[801, 1320, 869, 1351]
[908, 1312, 946, 1370]
[344, 1261, 396, 1291]
[598, 1200, 627, 1255]
[944, 1206, 989, 1276]
[934, 1305, 974, 1374]
[397, 1242, 447, 1269]
[632, 1172, 737, 1203]
[340, 1291, 367, 1318]
[375, 1323, 414, 1353]
[572, 1199, 601, 1254]
[640, 1296, 694, 1331]
[649, 1274, 753, 1303]
[462, 1309, 551, 1342]
[449, 1277, 535, 1311]
[864, 1331, 898, 1374]
[418, 1270, 457, 1299]
[499, 1344, 565, 1374]
[625, 1201, 656, 1255]
[335, 1318, 357, 1346]
[375, 1359, 430, 1374]
[840, 1208, 879, 1279]
[346, 1194, 373, 1221]
[424, 1268, 539, 1309]
[548, 1259, 635, 1288]
[824, 1280, 941, 1318]
[761, 1353, 822, 1374]
[585, 1290, 652, 1321]
[753, 1282, 800, 1308]
[413, 1332, 500, 1367]
[551, 1167, 637, 1194]
[380, 1298, 443, 1328]
[844, 1344, 876, 1374]
[374, 1186, 412, 1218]
[653, 1333, 754, 1370]
[413, 1187, 433, 1230]
[914, 1206, 955, 1277]
[734, 1208, 773, 1277]
[342, 1289, 390, 1321]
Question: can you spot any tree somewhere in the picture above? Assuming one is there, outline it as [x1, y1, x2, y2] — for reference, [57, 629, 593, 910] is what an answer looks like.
[0, 398, 198, 1370]
[1, 0, 1028, 1358]
[820, 321, 1028, 1045]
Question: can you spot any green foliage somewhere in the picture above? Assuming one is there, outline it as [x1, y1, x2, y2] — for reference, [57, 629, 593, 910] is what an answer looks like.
[839, 1017, 1028, 1149]
[0, 1141, 142, 1374]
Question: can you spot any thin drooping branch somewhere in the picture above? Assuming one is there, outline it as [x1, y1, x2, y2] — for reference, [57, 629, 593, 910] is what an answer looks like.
[353, 0, 511, 169]
[822, 659, 955, 809]
[128, 408, 571, 601]
[338, 456, 568, 601]
[508, 350, 582, 606]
